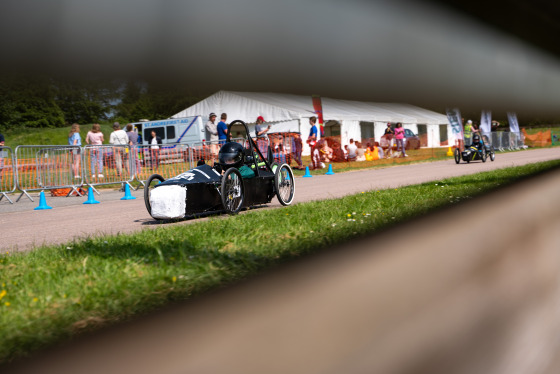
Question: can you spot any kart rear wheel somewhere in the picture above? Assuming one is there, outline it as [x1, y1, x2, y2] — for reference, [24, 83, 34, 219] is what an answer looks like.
[454, 148, 460, 164]
[221, 168, 244, 214]
[481, 147, 487, 162]
[144, 174, 165, 218]
[489, 146, 496, 161]
[275, 163, 295, 206]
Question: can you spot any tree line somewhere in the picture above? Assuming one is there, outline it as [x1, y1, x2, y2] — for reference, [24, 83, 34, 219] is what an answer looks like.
[0, 74, 202, 131]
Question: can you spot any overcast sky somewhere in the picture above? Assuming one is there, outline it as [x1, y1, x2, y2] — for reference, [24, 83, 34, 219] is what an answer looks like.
[2, 0, 560, 117]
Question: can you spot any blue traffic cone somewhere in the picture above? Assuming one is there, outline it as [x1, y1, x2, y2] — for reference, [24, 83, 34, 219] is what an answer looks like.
[303, 166, 312, 178]
[325, 164, 335, 175]
[83, 187, 100, 205]
[34, 191, 52, 210]
[120, 184, 136, 200]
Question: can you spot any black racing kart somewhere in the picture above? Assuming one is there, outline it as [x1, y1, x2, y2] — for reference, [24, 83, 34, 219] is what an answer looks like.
[144, 120, 295, 219]
[454, 143, 496, 164]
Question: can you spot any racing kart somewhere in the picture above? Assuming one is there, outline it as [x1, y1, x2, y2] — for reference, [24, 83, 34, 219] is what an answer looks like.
[144, 120, 295, 220]
[454, 143, 496, 164]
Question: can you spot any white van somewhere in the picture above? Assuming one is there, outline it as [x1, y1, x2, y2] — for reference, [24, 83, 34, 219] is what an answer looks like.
[131, 116, 206, 145]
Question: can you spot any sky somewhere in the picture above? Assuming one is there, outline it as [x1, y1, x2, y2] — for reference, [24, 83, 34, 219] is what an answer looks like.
[2, 0, 560, 117]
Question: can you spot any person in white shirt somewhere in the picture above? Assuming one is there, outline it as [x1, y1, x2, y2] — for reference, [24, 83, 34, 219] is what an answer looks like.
[109, 122, 130, 176]
[347, 138, 358, 161]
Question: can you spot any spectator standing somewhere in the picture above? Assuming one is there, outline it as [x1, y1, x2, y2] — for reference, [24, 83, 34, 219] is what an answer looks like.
[307, 116, 318, 147]
[394, 122, 408, 157]
[464, 120, 474, 146]
[383, 123, 394, 157]
[68, 123, 81, 179]
[109, 122, 129, 176]
[206, 112, 219, 157]
[255, 116, 271, 137]
[217, 113, 228, 145]
[126, 123, 140, 175]
[149, 130, 162, 170]
[85, 123, 104, 179]
[347, 138, 358, 161]
[291, 133, 303, 169]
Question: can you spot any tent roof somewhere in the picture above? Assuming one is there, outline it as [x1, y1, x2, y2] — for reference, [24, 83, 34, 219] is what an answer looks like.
[171, 91, 448, 125]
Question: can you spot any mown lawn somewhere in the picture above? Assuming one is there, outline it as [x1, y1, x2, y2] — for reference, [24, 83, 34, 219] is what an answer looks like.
[0, 159, 559, 362]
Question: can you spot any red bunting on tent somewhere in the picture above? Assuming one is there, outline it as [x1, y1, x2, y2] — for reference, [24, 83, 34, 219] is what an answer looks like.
[312, 95, 325, 137]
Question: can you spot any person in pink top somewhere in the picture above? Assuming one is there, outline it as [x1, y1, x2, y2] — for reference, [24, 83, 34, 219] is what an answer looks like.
[394, 122, 408, 157]
[86, 123, 105, 178]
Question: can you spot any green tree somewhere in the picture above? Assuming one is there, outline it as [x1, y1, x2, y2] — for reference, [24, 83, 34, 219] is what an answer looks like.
[53, 78, 120, 124]
[114, 81, 201, 122]
[0, 75, 65, 131]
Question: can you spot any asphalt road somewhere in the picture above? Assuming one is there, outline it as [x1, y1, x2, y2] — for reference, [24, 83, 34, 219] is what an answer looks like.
[1, 148, 558, 252]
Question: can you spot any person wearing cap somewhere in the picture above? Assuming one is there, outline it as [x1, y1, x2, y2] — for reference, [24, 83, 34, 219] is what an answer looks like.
[109, 122, 130, 176]
[206, 112, 219, 159]
[255, 116, 271, 137]
[464, 119, 474, 146]
[206, 113, 219, 143]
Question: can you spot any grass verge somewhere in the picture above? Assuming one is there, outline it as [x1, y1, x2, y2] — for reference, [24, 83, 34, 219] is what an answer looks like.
[1, 159, 560, 362]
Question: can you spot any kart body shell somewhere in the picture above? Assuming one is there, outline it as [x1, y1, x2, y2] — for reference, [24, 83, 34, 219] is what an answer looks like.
[144, 120, 294, 219]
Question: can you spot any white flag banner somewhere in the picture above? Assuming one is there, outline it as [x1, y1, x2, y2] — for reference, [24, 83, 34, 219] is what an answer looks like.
[480, 110, 492, 133]
[446, 108, 463, 144]
[507, 112, 520, 133]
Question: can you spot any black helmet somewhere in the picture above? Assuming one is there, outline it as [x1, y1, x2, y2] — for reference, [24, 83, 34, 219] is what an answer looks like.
[218, 142, 244, 169]
[473, 134, 480, 143]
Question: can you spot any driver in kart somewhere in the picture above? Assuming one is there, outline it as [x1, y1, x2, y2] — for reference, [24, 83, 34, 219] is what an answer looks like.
[470, 133, 484, 157]
[216, 142, 255, 178]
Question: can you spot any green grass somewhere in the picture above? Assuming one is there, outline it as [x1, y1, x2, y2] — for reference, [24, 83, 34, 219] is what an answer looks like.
[1, 160, 560, 363]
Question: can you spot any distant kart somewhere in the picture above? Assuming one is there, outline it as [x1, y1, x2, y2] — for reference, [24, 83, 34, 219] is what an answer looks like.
[454, 144, 496, 164]
[144, 120, 295, 220]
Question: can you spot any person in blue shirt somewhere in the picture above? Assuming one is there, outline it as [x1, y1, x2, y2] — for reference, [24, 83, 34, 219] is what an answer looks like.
[68, 123, 82, 178]
[307, 116, 318, 147]
[217, 113, 229, 145]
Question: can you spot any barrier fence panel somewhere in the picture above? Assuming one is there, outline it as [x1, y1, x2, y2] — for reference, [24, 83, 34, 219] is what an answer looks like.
[15, 145, 82, 202]
[553, 130, 560, 146]
[0, 146, 16, 203]
[134, 144, 194, 186]
[82, 145, 134, 191]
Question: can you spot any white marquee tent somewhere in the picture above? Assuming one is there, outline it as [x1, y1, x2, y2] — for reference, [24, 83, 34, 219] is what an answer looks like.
[172, 91, 450, 153]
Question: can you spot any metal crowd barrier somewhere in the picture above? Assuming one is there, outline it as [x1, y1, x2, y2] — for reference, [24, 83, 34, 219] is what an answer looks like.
[0, 146, 16, 203]
[489, 131, 524, 151]
[82, 145, 135, 193]
[14, 145, 82, 202]
[134, 144, 195, 187]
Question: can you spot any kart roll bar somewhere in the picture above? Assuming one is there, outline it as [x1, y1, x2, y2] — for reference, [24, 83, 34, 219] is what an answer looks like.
[226, 120, 274, 176]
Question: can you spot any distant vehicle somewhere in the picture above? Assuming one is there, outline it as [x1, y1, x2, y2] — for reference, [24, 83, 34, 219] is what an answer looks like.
[381, 128, 421, 150]
[130, 116, 206, 146]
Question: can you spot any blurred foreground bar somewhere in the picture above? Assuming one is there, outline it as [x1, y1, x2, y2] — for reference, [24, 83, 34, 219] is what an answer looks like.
[8, 169, 560, 374]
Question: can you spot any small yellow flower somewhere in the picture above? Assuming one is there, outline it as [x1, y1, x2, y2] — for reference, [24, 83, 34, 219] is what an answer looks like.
[0, 290, 6, 301]
[4, 302, 10, 306]
[172, 276, 177, 283]
[32, 297, 38, 303]
[63, 294, 67, 298]
[347, 214, 352, 217]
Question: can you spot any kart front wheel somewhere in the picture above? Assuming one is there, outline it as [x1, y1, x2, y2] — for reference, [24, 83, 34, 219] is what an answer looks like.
[144, 174, 165, 218]
[489, 146, 496, 161]
[481, 148, 487, 163]
[275, 163, 295, 206]
[221, 168, 244, 214]
[454, 148, 460, 164]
